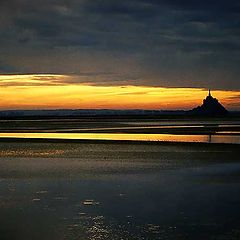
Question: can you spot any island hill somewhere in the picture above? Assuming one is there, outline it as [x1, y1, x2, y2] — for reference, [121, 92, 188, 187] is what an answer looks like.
[189, 90, 228, 116]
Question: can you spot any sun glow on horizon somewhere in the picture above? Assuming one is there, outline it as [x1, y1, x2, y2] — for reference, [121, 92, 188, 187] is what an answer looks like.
[0, 74, 239, 110]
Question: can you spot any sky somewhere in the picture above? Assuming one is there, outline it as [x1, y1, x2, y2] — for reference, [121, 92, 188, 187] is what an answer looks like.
[0, 0, 239, 110]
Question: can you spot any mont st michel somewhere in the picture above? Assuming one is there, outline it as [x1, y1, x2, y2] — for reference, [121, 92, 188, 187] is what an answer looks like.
[190, 90, 228, 116]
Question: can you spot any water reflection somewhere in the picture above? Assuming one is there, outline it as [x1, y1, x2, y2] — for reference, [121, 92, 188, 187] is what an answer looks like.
[208, 134, 212, 143]
[1, 162, 240, 240]
[0, 132, 239, 144]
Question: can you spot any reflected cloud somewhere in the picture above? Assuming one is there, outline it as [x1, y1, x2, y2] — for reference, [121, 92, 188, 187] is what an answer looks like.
[0, 132, 239, 144]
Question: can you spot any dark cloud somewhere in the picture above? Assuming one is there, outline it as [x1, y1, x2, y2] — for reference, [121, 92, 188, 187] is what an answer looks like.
[0, 0, 239, 89]
[0, 61, 17, 73]
[0, 72, 141, 87]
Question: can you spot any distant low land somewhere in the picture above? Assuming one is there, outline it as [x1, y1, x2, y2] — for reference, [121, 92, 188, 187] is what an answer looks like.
[0, 109, 239, 118]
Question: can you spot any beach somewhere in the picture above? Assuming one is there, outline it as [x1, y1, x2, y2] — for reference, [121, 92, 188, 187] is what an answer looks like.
[0, 117, 240, 239]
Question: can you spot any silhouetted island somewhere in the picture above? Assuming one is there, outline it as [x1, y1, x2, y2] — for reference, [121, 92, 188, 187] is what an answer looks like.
[189, 90, 228, 116]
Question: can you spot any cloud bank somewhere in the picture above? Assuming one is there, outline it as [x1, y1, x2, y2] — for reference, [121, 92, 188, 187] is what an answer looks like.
[0, 0, 239, 89]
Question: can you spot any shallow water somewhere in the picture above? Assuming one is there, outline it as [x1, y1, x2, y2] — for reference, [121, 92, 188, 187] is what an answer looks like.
[0, 118, 239, 131]
[0, 132, 239, 144]
[0, 142, 240, 240]
[0, 118, 240, 239]
[1, 162, 240, 240]
[0, 118, 239, 144]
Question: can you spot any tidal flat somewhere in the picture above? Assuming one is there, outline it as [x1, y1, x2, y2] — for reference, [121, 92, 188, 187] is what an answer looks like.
[0, 140, 240, 240]
[0, 117, 240, 239]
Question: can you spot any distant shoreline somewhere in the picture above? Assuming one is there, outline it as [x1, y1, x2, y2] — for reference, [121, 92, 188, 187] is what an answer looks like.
[0, 109, 239, 119]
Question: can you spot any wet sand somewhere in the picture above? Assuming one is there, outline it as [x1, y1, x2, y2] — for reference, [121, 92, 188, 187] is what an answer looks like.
[0, 117, 239, 135]
[0, 140, 239, 178]
[0, 117, 240, 239]
[0, 140, 240, 239]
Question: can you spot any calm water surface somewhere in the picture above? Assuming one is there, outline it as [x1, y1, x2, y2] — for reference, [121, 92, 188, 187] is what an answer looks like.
[1, 162, 240, 240]
[0, 132, 239, 144]
[0, 141, 240, 240]
[0, 118, 240, 239]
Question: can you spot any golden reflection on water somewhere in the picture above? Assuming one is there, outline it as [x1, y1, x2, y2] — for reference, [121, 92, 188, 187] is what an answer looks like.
[0, 132, 239, 144]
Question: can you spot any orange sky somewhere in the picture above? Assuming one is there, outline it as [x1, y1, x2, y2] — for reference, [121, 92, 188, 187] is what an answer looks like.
[0, 74, 239, 110]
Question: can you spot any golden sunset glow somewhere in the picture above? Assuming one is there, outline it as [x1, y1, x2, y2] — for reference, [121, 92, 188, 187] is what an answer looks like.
[0, 132, 239, 144]
[0, 74, 239, 110]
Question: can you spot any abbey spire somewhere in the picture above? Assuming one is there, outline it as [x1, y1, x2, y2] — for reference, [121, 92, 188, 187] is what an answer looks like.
[208, 89, 211, 97]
